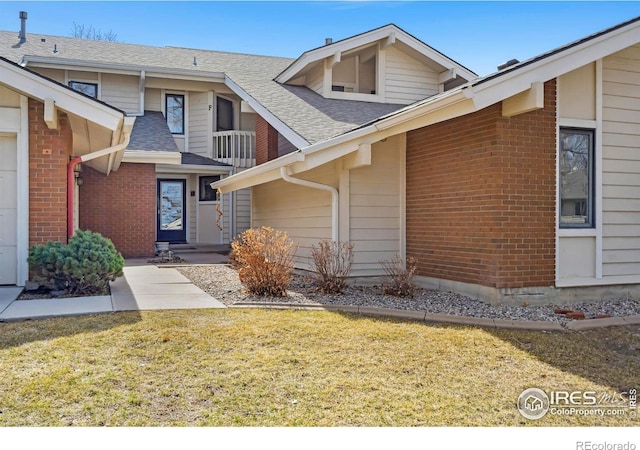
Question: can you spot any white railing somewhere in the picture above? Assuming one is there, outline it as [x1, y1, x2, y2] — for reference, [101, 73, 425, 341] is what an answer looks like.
[211, 131, 256, 168]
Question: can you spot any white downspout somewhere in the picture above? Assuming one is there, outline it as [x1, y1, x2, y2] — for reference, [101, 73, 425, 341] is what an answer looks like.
[280, 166, 339, 242]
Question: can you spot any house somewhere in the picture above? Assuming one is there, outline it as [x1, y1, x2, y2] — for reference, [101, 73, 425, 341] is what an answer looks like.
[0, 14, 475, 288]
[3, 13, 640, 305]
[212, 15, 640, 305]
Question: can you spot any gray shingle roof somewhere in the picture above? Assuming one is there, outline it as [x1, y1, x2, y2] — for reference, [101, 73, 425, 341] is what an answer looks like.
[181, 152, 230, 167]
[128, 111, 179, 152]
[0, 30, 406, 145]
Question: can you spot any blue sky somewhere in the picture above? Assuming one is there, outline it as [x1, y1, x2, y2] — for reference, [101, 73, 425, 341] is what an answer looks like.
[1, 1, 639, 75]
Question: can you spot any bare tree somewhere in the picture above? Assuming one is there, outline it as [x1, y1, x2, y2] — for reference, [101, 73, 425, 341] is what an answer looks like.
[71, 22, 119, 42]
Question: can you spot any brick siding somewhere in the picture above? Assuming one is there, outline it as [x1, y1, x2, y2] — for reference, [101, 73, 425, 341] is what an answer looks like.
[255, 115, 279, 165]
[79, 163, 156, 258]
[28, 98, 70, 246]
[406, 80, 557, 289]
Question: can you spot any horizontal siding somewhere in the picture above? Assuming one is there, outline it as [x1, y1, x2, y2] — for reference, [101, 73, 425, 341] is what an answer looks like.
[349, 136, 402, 276]
[385, 46, 438, 104]
[33, 68, 65, 84]
[144, 88, 162, 111]
[188, 91, 209, 156]
[101, 73, 140, 114]
[235, 188, 251, 238]
[602, 44, 640, 278]
[252, 164, 336, 269]
[305, 63, 324, 95]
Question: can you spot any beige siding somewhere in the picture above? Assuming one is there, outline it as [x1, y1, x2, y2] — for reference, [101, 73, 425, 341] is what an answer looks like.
[349, 136, 402, 276]
[252, 163, 336, 269]
[101, 73, 140, 113]
[0, 85, 20, 107]
[144, 88, 162, 111]
[305, 63, 324, 95]
[558, 63, 596, 120]
[188, 174, 197, 243]
[222, 191, 231, 243]
[235, 188, 251, 238]
[602, 45, 640, 277]
[32, 68, 65, 84]
[385, 46, 438, 104]
[188, 91, 210, 156]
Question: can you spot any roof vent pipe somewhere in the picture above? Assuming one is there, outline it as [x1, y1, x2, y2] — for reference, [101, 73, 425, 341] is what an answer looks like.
[325, 38, 332, 45]
[18, 11, 27, 43]
[497, 58, 519, 71]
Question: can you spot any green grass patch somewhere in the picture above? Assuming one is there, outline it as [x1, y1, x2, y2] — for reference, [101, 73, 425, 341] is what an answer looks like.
[0, 309, 637, 426]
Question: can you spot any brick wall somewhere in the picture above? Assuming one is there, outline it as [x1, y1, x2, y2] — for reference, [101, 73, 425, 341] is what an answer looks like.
[28, 98, 70, 246]
[79, 163, 156, 258]
[255, 115, 279, 165]
[406, 80, 556, 289]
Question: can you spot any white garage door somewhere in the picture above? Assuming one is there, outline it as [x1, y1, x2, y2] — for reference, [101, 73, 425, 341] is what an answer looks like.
[0, 136, 17, 285]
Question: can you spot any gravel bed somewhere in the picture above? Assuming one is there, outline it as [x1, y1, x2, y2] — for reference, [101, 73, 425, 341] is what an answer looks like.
[176, 265, 640, 324]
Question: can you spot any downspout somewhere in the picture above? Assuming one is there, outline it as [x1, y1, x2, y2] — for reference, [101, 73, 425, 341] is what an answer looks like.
[67, 130, 132, 240]
[279, 166, 339, 242]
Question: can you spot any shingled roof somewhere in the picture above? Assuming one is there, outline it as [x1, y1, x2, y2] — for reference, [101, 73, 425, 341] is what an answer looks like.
[0, 30, 406, 146]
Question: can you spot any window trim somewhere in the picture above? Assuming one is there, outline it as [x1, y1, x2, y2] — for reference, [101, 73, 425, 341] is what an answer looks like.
[198, 175, 221, 202]
[559, 127, 595, 229]
[165, 93, 185, 135]
[68, 80, 98, 99]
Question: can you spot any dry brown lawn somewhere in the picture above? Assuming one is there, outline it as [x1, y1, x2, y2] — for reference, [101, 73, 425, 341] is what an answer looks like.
[0, 309, 638, 426]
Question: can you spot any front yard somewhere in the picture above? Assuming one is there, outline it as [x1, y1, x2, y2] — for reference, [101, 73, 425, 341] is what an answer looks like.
[0, 308, 637, 426]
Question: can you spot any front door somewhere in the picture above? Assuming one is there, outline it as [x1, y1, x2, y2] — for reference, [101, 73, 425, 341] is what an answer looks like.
[157, 179, 187, 243]
[0, 136, 17, 285]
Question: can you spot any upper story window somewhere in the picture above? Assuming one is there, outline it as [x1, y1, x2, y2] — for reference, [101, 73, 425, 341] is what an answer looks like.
[559, 128, 594, 228]
[166, 93, 185, 135]
[69, 81, 98, 98]
[216, 97, 233, 131]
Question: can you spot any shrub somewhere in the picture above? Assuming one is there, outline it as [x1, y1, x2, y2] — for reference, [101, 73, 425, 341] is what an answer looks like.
[28, 230, 124, 296]
[229, 227, 296, 296]
[380, 256, 417, 298]
[310, 240, 354, 294]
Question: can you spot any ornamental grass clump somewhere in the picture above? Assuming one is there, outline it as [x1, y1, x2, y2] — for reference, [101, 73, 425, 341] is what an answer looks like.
[380, 255, 417, 298]
[28, 229, 124, 296]
[310, 240, 354, 294]
[229, 226, 296, 297]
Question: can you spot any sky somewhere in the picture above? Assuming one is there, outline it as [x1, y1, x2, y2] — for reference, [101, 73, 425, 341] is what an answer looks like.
[0, 1, 639, 75]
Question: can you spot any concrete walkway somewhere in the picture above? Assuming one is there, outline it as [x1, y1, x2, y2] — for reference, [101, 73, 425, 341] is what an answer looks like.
[0, 264, 225, 322]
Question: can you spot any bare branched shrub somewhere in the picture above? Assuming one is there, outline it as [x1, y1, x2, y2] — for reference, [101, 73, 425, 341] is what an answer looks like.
[229, 227, 296, 296]
[310, 240, 354, 294]
[380, 256, 417, 298]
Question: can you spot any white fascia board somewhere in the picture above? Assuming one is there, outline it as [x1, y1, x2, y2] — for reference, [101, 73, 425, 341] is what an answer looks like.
[211, 151, 305, 193]
[122, 150, 182, 165]
[467, 19, 640, 111]
[156, 164, 232, 174]
[276, 25, 477, 84]
[213, 125, 389, 193]
[374, 89, 472, 131]
[22, 56, 226, 81]
[224, 75, 309, 149]
[276, 26, 397, 83]
[1, 60, 124, 130]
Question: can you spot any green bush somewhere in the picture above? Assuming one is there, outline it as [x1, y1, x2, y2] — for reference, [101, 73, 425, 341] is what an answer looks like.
[229, 227, 296, 297]
[28, 230, 124, 296]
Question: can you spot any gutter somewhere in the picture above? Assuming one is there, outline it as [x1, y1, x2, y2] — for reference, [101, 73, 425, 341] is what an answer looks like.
[280, 167, 339, 242]
[67, 124, 133, 240]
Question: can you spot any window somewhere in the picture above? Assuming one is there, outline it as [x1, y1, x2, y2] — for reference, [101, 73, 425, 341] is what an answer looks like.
[559, 128, 594, 228]
[69, 81, 98, 98]
[199, 176, 221, 202]
[166, 94, 185, 134]
[216, 97, 233, 132]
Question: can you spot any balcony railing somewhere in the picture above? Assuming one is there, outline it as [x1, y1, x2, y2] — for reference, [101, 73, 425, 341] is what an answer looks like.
[211, 130, 256, 168]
